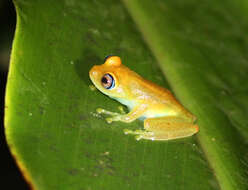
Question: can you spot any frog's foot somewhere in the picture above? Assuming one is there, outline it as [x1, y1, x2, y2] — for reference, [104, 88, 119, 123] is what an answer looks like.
[105, 115, 123, 123]
[96, 108, 120, 116]
[123, 129, 155, 141]
[96, 106, 126, 115]
[97, 107, 127, 123]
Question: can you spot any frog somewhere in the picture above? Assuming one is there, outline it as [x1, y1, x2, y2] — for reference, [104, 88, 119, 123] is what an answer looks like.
[89, 55, 199, 141]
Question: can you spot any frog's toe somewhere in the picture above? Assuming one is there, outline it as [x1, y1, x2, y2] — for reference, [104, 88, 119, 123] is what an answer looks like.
[96, 108, 104, 114]
[123, 129, 132, 134]
[106, 117, 113, 123]
[135, 135, 143, 141]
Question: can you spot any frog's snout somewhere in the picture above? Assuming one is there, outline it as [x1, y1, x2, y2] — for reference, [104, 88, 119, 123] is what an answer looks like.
[89, 66, 98, 78]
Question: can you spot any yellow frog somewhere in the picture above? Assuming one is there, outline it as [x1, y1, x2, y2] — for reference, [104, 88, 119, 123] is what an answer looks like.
[89, 56, 199, 141]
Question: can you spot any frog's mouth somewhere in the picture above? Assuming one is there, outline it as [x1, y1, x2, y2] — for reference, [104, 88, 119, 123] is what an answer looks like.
[89, 72, 99, 88]
[89, 66, 98, 83]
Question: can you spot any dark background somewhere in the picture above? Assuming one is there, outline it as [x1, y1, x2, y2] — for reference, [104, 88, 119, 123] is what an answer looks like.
[1, 1, 29, 189]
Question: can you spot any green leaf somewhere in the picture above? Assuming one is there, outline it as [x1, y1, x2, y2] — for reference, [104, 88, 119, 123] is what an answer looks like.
[5, 0, 248, 190]
[123, 1, 248, 190]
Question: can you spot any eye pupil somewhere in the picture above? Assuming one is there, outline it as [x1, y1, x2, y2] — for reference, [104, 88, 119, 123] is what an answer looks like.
[101, 74, 115, 89]
[101, 77, 108, 84]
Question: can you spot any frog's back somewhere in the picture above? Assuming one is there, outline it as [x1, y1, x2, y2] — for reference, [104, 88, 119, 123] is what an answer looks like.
[129, 72, 178, 104]
[127, 70, 193, 117]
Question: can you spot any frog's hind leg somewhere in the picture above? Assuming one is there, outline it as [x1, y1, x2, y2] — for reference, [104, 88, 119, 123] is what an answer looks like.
[143, 116, 199, 141]
[124, 116, 199, 141]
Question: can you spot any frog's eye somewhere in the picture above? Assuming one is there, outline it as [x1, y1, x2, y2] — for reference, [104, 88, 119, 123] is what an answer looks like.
[104, 55, 114, 62]
[101, 74, 115, 89]
[104, 55, 122, 66]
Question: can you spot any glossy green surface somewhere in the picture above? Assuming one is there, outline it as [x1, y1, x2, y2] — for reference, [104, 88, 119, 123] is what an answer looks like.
[5, 0, 248, 189]
[123, 1, 248, 189]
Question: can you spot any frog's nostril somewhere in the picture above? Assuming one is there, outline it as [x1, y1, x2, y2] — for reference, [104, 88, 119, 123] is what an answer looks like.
[89, 67, 97, 76]
[91, 71, 97, 76]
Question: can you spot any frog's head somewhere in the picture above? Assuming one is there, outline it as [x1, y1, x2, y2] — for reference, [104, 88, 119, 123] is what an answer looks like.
[89, 55, 128, 98]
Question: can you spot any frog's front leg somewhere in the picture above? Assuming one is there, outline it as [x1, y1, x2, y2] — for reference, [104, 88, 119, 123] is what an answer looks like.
[97, 104, 147, 123]
[97, 106, 126, 116]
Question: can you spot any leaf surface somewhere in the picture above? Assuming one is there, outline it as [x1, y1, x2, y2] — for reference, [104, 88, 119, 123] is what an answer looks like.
[5, 0, 248, 189]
